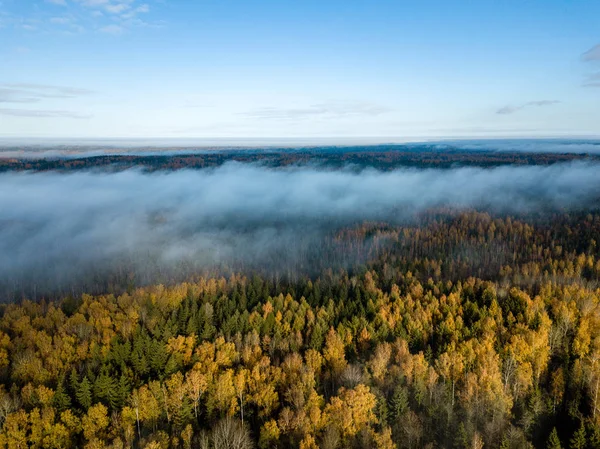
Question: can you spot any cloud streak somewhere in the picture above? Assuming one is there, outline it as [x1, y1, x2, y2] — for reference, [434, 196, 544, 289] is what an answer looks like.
[41, 0, 153, 33]
[583, 72, 600, 88]
[496, 100, 560, 115]
[240, 102, 393, 120]
[0, 84, 92, 119]
[1, 161, 600, 297]
[583, 44, 600, 62]
[0, 108, 91, 118]
[581, 44, 600, 87]
[0, 83, 93, 103]
[99, 24, 123, 34]
[73, 0, 151, 23]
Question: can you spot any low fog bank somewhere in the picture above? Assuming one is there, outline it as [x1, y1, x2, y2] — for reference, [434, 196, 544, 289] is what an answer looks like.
[1, 161, 600, 299]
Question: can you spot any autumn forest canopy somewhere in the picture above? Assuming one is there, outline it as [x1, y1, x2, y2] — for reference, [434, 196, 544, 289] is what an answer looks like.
[1, 143, 600, 449]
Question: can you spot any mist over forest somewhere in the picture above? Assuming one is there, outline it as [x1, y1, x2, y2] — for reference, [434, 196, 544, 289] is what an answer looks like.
[3, 144, 600, 449]
[1, 157, 600, 298]
[2, 0, 600, 445]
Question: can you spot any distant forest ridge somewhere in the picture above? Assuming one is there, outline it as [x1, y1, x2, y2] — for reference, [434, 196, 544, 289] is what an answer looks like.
[2, 141, 600, 171]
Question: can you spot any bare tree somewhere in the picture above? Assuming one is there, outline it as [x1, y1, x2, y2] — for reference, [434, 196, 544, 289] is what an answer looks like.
[198, 430, 211, 449]
[341, 364, 364, 388]
[0, 390, 20, 426]
[400, 411, 423, 449]
[212, 417, 254, 449]
[320, 427, 341, 449]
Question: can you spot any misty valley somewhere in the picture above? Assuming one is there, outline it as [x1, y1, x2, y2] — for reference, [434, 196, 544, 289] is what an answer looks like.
[2, 0, 599, 446]
[1, 143, 600, 449]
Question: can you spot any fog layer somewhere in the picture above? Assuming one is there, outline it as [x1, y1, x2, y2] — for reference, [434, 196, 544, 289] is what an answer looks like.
[1, 161, 600, 298]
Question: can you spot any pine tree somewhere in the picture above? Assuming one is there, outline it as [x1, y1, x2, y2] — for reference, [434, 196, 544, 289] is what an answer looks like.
[116, 374, 131, 409]
[53, 377, 71, 412]
[389, 384, 409, 421]
[201, 321, 216, 340]
[131, 336, 149, 376]
[172, 397, 194, 433]
[149, 340, 169, 374]
[547, 428, 562, 449]
[374, 389, 389, 427]
[588, 424, 600, 449]
[178, 301, 190, 333]
[569, 423, 586, 449]
[76, 376, 93, 410]
[309, 324, 324, 350]
[93, 369, 117, 410]
[454, 423, 469, 449]
[186, 315, 198, 335]
[69, 369, 79, 396]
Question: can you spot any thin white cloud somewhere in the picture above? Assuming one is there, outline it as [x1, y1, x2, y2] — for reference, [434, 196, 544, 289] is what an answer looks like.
[582, 44, 600, 62]
[76, 0, 112, 7]
[496, 100, 560, 115]
[99, 23, 124, 34]
[579, 44, 600, 87]
[75, 0, 149, 18]
[50, 16, 71, 24]
[0, 84, 93, 118]
[583, 72, 600, 88]
[7, 0, 155, 35]
[105, 3, 130, 14]
[0, 84, 93, 103]
[0, 108, 91, 118]
[121, 3, 149, 19]
[241, 102, 393, 120]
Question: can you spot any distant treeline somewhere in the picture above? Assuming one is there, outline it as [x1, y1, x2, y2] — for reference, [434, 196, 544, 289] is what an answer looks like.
[1, 147, 599, 172]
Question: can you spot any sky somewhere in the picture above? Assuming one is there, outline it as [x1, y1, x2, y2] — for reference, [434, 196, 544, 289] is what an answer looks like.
[0, 0, 599, 140]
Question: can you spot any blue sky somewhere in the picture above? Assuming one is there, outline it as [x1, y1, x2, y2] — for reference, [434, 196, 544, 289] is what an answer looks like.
[0, 0, 599, 139]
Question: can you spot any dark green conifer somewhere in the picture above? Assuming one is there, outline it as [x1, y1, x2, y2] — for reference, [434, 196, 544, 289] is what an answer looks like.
[389, 384, 409, 421]
[453, 423, 469, 449]
[570, 423, 586, 449]
[76, 376, 92, 410]
[548, 428, 562, 449]
[53, 377, 71, 412]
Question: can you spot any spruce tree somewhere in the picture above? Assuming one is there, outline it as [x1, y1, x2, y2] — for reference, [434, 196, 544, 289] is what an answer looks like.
[454, 423, 469, 449]
[94, 369, 117, 410]
[69, 369, 79, 396]
[116, 374, 131, 409]
[76, 376, 92, 410]
[548, 428, 562, 449]
[570, 423, 586, 449]
[53, 377, 71, 412]
[389, 384, 409, 421]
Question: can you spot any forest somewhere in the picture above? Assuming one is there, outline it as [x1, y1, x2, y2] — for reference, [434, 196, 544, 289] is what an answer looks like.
[1, 209, 600, 448]
[0, 149, 600, 449]
[1, 143, 600, 173]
